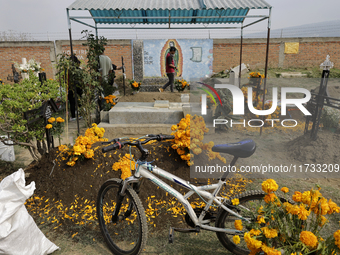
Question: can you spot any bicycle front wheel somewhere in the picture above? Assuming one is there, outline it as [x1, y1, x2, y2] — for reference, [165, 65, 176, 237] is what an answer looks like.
[215, 190, 266, 255]
[96, 178, 148, 255]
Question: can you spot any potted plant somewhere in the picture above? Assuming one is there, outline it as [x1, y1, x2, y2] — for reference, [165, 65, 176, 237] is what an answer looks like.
[130, 80, 141, 94]
[174, 78, 189, 92]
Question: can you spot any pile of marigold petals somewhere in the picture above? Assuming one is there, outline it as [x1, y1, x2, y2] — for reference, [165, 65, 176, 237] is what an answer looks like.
[58, 123, 108, 166]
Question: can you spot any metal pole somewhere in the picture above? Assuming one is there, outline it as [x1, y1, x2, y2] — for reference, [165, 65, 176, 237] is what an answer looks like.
[67, 9, 80, 136]
[260, 8, 271, 136]
[238, 27, 243, 88]
[122, 56, 126, 96]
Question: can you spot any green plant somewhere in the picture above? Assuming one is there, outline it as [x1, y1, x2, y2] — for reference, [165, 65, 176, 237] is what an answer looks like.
[81, 30, 108, 125]
[0, 71, 60, 160]
[321, 106, 340, 129]
[56, 30, 108, 127]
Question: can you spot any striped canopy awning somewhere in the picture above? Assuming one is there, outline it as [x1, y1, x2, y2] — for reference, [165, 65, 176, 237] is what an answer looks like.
[67, 0, 271, 27]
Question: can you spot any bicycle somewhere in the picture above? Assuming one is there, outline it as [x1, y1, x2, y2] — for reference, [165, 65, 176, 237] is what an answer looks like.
[96, 134, 282, 255]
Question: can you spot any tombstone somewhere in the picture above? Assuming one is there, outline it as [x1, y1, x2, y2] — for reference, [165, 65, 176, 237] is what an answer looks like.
[133, 40, 144, 81]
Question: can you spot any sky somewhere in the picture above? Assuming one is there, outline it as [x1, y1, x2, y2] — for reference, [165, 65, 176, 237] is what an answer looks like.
[1, 0, 340, 40]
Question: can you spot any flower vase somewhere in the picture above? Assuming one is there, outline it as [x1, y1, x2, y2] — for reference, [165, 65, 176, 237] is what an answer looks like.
[21, 72, 29, 80]
[133, 90, 139, 95]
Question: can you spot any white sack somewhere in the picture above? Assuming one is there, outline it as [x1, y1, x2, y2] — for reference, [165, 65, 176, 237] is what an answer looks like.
[0, 169, 59, 255]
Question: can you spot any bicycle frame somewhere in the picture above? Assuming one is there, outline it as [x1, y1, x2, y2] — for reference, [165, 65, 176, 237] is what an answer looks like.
[121, 162, 249, 235]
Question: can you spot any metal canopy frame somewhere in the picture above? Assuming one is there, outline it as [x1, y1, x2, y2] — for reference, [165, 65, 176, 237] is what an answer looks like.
[66, 1, 272, 134]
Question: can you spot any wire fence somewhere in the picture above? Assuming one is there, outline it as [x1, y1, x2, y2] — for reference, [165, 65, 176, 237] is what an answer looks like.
[1, 24, 340, 41]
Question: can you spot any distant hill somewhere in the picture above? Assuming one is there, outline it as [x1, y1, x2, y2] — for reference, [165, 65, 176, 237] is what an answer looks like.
[244, 20, 340, 38]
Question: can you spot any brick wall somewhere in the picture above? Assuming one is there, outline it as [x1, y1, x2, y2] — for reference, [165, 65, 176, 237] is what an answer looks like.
[0, 41, 56, 83]
[1, 37, 340, 83]
[213, 37, 340, 73]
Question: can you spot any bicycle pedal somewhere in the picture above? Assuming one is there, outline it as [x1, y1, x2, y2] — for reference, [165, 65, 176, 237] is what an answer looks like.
[169, 227, 174, 244]
[172, 227, 201, 233]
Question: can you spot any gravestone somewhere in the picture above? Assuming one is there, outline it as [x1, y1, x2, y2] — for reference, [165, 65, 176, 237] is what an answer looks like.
[133, 40, 144, 82]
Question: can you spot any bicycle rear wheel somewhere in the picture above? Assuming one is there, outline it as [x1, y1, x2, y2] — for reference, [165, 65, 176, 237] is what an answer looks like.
[215, 190, 267, 255]
[96, 178, 147, 255]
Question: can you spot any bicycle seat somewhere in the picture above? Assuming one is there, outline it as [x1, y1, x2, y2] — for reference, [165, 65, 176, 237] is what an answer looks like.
[212, 139, 256, 158]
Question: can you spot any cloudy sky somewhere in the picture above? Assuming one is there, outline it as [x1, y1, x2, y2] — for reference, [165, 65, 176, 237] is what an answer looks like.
[1, 0, 340, 40]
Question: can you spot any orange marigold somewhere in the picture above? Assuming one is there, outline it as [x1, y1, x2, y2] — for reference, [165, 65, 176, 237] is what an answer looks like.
[299, 231, 318, 248]
[234, 220, 243, 231]
[261, 179, 278, 194]
[281, 187, 289, 193]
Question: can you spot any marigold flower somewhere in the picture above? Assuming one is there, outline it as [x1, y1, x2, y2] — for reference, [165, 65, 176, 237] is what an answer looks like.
[46, 124, 53, 129]
[261, 179, 278, 193]
[56, 117, 65, 123]
[244, 232, 262, 250]
[264, 193, 277, 204]
[234, 220, 242, 231]
[84, 149, 94, 159]
[281, 187, 289, 193]
[66, 161, 76, 166]
[48, 117, 55, 123]
[233, 235, 240, 245]
[249, 229, 261, 236]
[300, 231, 318, 248]
[328, 199, 340, 214]
[58, 144, 68, 152]
[232, 198, 239, 206]
[257, 215, 265, 224]
[192, 147, 202, 155]
[261, 244, 281, 255]
[334, 230, 340, 249]
[292, 191, 302, 202]
[298, 204, 311, 220]
[261, 227, 278, 239]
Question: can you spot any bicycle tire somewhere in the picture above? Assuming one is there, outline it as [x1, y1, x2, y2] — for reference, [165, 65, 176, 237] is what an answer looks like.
[215, 190, 287, 255]
[96, 178, 148, 255]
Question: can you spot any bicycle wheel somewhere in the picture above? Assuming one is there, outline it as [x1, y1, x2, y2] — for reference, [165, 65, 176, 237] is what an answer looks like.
[97, 178, 148, 255]
[215, 190, 276, 255]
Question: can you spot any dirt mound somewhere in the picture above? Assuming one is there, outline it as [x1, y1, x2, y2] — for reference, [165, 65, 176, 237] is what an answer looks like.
[24, 139, 245, 230]
[117, 92, 183, 103]
[26, 141, 188, 205]
[287, 130, 340, 164]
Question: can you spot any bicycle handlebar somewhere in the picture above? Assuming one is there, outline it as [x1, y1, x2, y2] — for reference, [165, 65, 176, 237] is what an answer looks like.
[101, 134, 175, 153]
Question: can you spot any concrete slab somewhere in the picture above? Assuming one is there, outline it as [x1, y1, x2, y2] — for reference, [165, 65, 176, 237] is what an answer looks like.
[169, 102, 183, 110]
[154, 100, 169, 108]
[277, 72, 307, 78]
[108, 102, 184, 125]
[181, 94, 190, 103]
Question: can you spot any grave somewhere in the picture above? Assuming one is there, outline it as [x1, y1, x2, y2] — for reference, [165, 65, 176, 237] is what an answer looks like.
[99, 94, 190, 136]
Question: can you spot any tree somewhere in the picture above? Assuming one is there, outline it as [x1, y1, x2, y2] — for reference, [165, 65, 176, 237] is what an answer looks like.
[0, 72, 61, 160]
